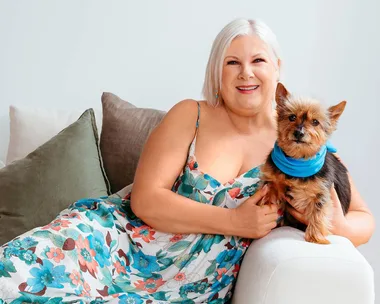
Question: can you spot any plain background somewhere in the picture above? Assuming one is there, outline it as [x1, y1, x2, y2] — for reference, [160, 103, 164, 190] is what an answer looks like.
[0, 0, 379, 299]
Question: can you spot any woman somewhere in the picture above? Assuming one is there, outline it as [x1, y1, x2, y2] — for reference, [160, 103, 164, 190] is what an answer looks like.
[0, 19, 374, 303]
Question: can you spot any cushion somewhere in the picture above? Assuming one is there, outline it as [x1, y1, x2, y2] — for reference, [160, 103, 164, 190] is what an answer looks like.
[100, 92, 166, 193]
[0, 109, 111, 246]
[233, 227, 375, 304]
[6, 105, 102, 165]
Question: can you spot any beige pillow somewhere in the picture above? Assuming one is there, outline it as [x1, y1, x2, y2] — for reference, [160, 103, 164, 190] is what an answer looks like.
[6, 105, 102, 165]
[100, 93, 166, 193]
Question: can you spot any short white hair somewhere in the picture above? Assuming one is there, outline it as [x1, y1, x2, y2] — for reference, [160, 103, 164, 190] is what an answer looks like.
[202, 19, 282, 107]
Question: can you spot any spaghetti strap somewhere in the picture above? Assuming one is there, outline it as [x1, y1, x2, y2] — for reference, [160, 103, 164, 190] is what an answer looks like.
[187, 101, 201, 159]
[196, 101, 200, 129]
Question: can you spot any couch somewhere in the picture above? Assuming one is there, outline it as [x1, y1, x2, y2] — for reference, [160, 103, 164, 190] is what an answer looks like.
[0, 93, 375, 303]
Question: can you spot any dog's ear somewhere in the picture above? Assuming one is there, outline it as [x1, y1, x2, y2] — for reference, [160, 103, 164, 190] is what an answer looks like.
[328, 101, 347, 129]
[275, 82, 290, 109]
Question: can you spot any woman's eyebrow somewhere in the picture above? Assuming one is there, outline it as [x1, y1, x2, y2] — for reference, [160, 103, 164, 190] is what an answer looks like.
[225, 53, 266, 60]
[225, 55, 239, 60]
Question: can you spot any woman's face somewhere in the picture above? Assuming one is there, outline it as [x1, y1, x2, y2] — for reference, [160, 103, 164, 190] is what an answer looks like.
[221, 35, 279, 115]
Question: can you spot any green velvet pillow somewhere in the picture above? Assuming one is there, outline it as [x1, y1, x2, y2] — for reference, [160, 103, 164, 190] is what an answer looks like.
[0, 109, 111, 245]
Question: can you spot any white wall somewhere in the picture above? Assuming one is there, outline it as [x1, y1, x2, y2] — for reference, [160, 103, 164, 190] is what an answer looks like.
[1, 0, 379, 298]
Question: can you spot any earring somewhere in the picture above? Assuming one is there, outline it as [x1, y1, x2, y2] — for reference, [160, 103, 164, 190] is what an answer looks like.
[215, 91, 219, 99]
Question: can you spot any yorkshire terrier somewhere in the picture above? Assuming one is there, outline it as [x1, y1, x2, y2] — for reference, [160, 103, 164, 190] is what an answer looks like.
[259, 83, 351, 244]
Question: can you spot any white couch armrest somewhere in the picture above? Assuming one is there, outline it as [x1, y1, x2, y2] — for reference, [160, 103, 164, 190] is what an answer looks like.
[232, 226, 374, 304]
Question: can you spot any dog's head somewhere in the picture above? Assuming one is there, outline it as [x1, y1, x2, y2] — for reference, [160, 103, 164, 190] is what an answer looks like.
[275, 83, 346, 159]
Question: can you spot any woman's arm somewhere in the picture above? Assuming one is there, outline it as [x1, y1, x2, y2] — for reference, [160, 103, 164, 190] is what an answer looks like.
[130, 100, 234, 236]
[330, 173, 375, 247]
[130, 99, 278, 238]
[330, 154, 375, 247]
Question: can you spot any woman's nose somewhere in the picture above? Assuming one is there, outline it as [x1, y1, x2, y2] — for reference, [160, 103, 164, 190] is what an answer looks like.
[239, 65, 255, 80]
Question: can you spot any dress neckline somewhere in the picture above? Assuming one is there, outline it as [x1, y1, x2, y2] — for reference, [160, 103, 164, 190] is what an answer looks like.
[188, 135, 263, 188]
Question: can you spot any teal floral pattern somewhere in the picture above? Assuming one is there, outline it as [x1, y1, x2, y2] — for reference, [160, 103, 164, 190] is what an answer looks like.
[0, 113, 261, 303]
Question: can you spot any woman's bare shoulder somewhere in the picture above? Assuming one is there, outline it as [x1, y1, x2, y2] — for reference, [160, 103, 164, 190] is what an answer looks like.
[165, 99, 214, 122]
[151, 99, 206, 139]
[163, 99, 221, 133]
[170, 99, 206, 111]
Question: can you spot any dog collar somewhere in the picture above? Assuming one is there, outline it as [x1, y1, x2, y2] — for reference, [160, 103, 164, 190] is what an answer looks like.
[270, 141, 337, 178]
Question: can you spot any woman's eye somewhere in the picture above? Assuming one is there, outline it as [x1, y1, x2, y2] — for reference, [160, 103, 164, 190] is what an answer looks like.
[227, 60, 239, 65]
[253, 58, 265, 63]
[289, 114, 296, 122]
[312, 119, 320, 126]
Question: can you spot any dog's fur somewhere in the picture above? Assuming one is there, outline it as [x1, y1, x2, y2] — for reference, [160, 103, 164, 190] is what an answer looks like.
[259, 83, 351, 244]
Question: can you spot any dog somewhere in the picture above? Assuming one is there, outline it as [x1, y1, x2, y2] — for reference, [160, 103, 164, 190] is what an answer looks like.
[259, 83, 351, 244]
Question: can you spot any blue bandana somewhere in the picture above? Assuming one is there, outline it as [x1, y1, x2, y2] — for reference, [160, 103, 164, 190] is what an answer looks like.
[270, 141, 337, 178]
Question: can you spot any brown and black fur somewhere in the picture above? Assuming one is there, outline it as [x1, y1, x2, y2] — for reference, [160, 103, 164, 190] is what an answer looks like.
[259, 83, 351, 244]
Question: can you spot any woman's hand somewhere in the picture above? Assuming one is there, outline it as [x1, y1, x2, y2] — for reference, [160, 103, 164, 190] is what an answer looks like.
[287, 185, 348, 235]
[230, 185, 280, 239]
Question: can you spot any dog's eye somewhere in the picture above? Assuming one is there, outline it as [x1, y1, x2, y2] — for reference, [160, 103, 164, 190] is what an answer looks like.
[288, 114, 296, 122]
[312, 119, 320, 126]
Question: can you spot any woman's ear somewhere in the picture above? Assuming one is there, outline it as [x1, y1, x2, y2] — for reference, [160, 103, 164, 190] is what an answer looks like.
[277, 59, 282, 69]
[276, 59, 282, 81]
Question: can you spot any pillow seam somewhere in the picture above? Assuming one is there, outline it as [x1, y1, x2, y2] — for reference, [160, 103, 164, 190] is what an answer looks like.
[89, 108, 112, 195]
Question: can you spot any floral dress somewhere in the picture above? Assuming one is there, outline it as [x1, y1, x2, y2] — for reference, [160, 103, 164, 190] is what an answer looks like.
[0, 102, 261, 304]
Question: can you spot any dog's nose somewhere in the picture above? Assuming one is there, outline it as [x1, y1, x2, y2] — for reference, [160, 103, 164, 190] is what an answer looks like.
[293, 129, 305, 140]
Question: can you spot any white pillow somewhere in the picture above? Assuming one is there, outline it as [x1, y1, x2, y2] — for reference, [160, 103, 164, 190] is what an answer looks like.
[6, 106, 102, 165]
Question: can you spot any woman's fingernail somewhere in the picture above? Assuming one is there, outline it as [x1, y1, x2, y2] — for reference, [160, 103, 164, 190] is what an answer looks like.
[263, 184, 268, 192]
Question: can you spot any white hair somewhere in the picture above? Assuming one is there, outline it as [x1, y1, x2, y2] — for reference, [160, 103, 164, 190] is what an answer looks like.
[202, 19, 282, 107]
